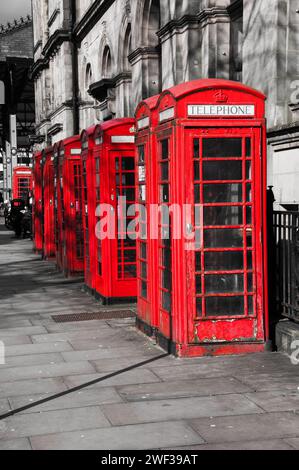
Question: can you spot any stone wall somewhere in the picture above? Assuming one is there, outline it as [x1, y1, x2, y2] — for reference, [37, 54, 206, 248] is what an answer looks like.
[0, 17, 35, 150]
[242, 0, 299, 207]
[32, 0, 243, 143]
[31, 0, 299, 208]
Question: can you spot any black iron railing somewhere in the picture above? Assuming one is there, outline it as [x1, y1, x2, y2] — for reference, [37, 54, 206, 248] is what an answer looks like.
[272, 211, 299, 322]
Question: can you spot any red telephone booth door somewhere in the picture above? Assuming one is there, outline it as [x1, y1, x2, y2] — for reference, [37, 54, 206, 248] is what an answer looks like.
[80, 126, 97, 291]
[82, 154, 95, 290]
[20, 178, 31, 199]
[184, 127, 265, 348]
[68, 159, 84, 273]
[54, 154, 63, 271]
[96, 150, 137, 299]
[13, 168, 32, 200]
[136, 140, 152, 325]
[60, 158, 66, 271]
[43, 157, 55, 258]
[135, 96, 160, 329]
[33, 157, 43, 252]
[114, 151, 137, 295]
[155, 131, 175, 340]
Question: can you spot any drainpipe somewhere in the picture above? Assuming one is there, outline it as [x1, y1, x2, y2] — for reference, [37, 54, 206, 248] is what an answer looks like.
[70, 0, 80, 135]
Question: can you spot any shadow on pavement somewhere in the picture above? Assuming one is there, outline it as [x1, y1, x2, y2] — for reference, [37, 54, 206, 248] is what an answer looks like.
[0, 217, 16, 246]
[0, 217, 84, 301]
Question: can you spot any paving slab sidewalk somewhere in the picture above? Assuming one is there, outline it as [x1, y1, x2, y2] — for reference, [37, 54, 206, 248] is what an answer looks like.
[0, 218, 299, 450]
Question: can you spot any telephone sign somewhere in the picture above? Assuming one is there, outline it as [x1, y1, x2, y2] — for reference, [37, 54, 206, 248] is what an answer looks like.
[188, 104, 256, 117]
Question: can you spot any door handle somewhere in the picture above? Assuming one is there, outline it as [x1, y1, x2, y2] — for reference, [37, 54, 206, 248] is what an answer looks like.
[186, 223, 194, 235]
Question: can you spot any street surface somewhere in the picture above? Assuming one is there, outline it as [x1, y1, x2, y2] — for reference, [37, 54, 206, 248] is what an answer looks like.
[0, 217, 298, 450]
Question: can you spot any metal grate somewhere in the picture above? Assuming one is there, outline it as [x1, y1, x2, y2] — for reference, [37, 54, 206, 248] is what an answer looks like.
[52, 310, 136, 323]
[272, 211, 299, 322]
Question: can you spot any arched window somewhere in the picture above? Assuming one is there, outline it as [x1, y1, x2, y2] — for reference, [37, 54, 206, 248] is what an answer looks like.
[140, 0, 161, 98]
[85, 63, 93, 91]
[142, 0, 160, 47]
[123, 24, 132, 71]
[102, 46, 112, 78]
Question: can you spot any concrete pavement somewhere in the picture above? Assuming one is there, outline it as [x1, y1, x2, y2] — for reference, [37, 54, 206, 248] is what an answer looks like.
[0, 217, 299, 450]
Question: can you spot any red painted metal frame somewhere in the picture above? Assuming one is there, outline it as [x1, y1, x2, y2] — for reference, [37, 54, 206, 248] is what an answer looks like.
[43, 146, 55, 259]
[135, 96, 159, 328]
[12, 166, 33, 201]
[80, 126, 97, 292]
[135, 79, 269, 357]
[53, 142, 63, 271]
[56, 136, 84, 276]
[92, 118, 137, 304]
[32, 154, 43, 253]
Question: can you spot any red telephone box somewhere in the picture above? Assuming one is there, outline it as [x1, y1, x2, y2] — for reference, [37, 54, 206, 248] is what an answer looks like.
[12, 166, 33, 200]
[32, 153, 43, 253]
[135, 96, 159, 331]
[80, 126, 97, 293]
[54, 136, 84, 276]
[92, 118, 137, 304]
[53, 142, 63, 271]
[136, 79, 269, 357]
[43, 146, 55, 259]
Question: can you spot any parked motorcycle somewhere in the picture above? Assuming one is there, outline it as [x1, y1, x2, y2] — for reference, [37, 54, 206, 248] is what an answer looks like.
[6, 199, 26, 236]
[20, 207, 32, 239]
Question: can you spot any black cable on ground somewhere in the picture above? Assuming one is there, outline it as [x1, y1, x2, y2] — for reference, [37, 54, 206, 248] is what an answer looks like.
[0, 353, 169, 421]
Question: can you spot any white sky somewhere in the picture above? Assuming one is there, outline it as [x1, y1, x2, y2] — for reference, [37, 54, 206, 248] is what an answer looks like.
[0, 0, 31, 24]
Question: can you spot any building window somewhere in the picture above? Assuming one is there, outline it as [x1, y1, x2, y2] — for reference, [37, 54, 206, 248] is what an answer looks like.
[123, 24, 132, 71]
[142, 0, 160, 47]
[140, 0, 161, 98]
[85, 63, 93, 92]
[102, 46, 112, 78]
[229, 0, 243, 82]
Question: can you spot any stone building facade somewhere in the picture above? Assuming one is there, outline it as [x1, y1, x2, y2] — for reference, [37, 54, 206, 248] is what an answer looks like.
[0, 15, 35, 195]
[0, 15, 35, 152]
[31, 0, 299, 209]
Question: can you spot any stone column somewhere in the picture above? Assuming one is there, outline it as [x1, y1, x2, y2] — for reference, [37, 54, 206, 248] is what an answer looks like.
[243, 0, 280, 127]
[158, 16, 200, 89]
[128, 47, 160, 110]
[114, 73, 133, 118]
[198, 0, 231, 79]
[242, 0, 299, 128]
